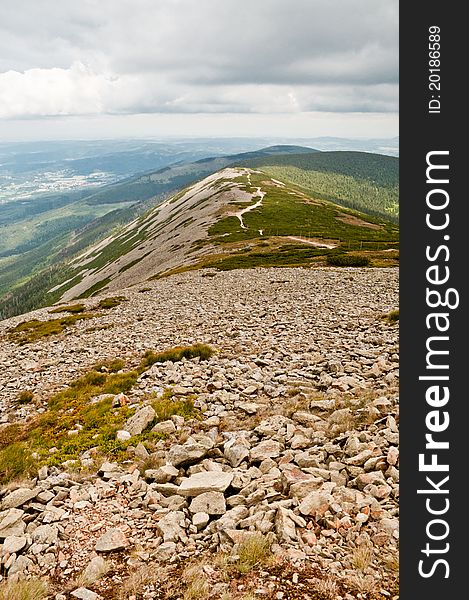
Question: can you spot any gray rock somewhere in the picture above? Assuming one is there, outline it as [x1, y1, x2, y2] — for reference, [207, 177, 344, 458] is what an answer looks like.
[145, 464, 179, 483]
[224, 437, 250, 467]
[156, 511, 187, 543]
[189, 491, 226, 515]
[124, 405, 156, 436]
[192, 512, 210, 530]
[70, 588, 102, 600]
[154, 541, 177, 561]
[152, 419, 176, 434]
[250, 440, 282, 461]
[83, 556, 108, 583]
[167, 436, 214, 467]
[32, 524, 59, 545]
[298, 491, 333, 517]
[275, 507, 298, 542]
[95, 528, 128, 552]
[179, 471, 234, 496]
[7, 554, 33, 575]
[0, 508, 25, 538]
[0, 487, 39, 510]
[353, 471, 386, 491]
[2, 534, 27, 554]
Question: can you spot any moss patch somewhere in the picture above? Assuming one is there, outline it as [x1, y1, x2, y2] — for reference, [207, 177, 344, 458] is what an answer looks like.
[49, 303, 86, 314]
[7, 313, 96, 344]
[141, 343, 214, 370]
[0, 343, 214, 483]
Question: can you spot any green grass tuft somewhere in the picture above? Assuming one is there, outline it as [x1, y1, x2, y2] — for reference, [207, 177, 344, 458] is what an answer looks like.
[327, 254, 370, 267]
[7, 313, 96, 344]
[97, 296, 127, 309]
[0, 443, 36, 484]
[16, 390, 35, 404]
[140, 343, 214, 370]
[386, 309, 400, 323]
[151, 391, 199, 422]
[49, 303, 86, 314]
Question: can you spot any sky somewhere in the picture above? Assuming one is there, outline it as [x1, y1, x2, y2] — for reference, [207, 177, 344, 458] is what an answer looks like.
[0, 0, 398, 141]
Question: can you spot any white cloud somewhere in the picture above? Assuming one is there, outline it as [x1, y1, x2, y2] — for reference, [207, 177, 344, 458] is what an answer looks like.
[0, 0, 398, 136]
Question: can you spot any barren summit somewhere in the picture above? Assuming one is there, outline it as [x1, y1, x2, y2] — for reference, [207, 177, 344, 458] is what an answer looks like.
[0, 266, 399, 599]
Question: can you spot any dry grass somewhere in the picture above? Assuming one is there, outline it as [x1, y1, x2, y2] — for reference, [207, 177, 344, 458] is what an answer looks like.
[117, 564, 160, 599]
[314, 577, 339, 599]
[0, 578, 49, 600]
[345, 573, 378, 595]
[67, 559, 111, 590]
[383, 552, 399, 573]
[182, 563, 210, 600]
[234, 534, 272, 574]
[350, 544, 374, 571]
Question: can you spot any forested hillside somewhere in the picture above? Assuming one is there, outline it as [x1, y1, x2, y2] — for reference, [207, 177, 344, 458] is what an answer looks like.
[244, 151, 399, 221]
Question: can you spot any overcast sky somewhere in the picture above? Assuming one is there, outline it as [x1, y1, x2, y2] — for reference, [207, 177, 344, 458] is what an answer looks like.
[0, 0, 398, 141]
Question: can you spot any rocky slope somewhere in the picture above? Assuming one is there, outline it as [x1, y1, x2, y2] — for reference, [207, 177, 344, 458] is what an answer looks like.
[0, 267, 399, 599]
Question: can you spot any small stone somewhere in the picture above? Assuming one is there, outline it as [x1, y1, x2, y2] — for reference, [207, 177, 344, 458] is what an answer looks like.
[156, 511, 187, 543]
[224, 437, 250, 468]
[242, 385, 258, 395]
[237, 402, 259, 414]
[298, 491, 332, 517]
[32, 524, 59, 545]
[154, 541, 176, 561]
[116, 430, 131, 441]
[387, 446, 399, 466]
[145, 464, 179, 483]
[193, 512, 210, 530]
[70, 588, 102, 600]
[189, 492, 226, 515]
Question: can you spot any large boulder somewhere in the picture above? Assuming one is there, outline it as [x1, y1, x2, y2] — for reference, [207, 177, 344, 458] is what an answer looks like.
[123, 406, 156, 436]
[179, 471, 234, 497]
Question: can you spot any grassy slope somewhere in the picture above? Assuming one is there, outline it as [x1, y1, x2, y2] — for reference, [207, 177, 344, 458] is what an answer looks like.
[242, 151, 399, 221]
[0, 161, 399, 319]
[156, 170, 398, 276]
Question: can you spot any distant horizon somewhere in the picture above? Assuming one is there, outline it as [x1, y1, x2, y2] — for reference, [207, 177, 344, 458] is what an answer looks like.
[0, 134, 399, 143]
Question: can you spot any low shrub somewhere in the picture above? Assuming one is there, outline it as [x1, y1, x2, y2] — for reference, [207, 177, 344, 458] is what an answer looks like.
[0, 443, 35, 484]
[140, 343, 214, 370]
[16, 390, 34, 404]
[7, 313, 95, 344]
[49, 303, 86, 314]
[326, 254, 370, 267]
[386, 309, 400, 322]
[97, 296, 127, 309]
